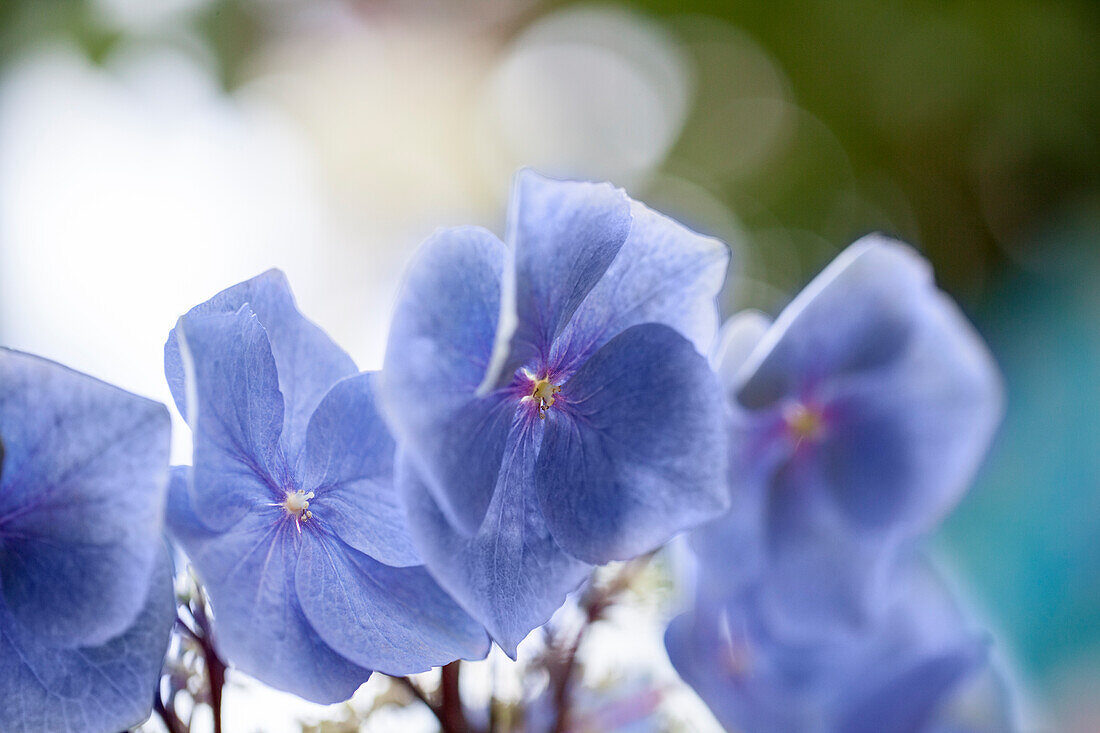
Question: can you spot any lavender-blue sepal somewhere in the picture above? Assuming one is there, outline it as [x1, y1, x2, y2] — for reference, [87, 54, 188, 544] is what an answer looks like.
[164, 272, 490, 704]
[381, 171, 731, 654]
[0, 349, 174, 732]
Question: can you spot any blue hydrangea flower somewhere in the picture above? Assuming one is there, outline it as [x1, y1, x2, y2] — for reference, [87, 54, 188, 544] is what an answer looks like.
[164, 271, 490, 704]
[382, 171, 731, 654]
[0, 349, 175, 733]
[666, 556, 1014, 733]
[690, 236, 1004, 636]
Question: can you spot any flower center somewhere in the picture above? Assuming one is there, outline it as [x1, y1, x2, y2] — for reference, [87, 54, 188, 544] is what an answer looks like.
[282, 489, 314, 525]
[782, 402, 824, 444]
[525, 372, 562, 419]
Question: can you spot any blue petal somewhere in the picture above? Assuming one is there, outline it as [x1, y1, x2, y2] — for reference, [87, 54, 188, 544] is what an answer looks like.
[814, 404, 912, 527]
[483, 170, 632, 386]
[687, 481, 766, 604]
[664, 601, 810, 732]
[664, 610, 733, 724]
[0, 349, 170, 647]
[300, 372, 419, 567]
[398, 427, 591, 657]
[0, 550, 175, 733]
[837, 642, 987, 733]
[296, 534, 489, 674]
[535, 324, 729, 564]
[550, 198, 730, 373]
[166, 469, 371, 704]
[833, 559, 994, 731]
[688, 370, 783, 603]
[736, 235, 937, 409]
[173, 307, 287, 530]
[166, 269, 356, 459]
[818, 296, 1003, 533]
[759, 459, 896, 641]
[381, 226, 516, 534]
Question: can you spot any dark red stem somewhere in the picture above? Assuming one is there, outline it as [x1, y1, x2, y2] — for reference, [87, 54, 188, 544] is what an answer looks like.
[440, 661, 470, 733]
[188, 596, 226, 733]
[394, 676, 451, 731]
[153, 692, 187, 733]
[548, 557, 651, 733]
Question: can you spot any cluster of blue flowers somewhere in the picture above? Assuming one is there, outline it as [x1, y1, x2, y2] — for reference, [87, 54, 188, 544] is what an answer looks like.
[0, 170, 1009, 732]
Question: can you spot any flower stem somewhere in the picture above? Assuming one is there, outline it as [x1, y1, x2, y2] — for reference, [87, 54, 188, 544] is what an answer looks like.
[154, 693, 187, 733]
[394, 675, 450, 730]
[393, 669, 475, 733]
[440, 661, 470, 733]
[548, 555, 651, 733]
[179, 585, 226, 733]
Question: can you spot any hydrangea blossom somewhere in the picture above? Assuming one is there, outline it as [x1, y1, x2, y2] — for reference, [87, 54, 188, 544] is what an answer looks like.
[666, 557, 1016, 733]
[691, 235, 1004, 635]
[665, 235, 1009, 731]
[164, 270, 490, 704]
[382, 171, 731, 653]
[0, 348, 174, 733]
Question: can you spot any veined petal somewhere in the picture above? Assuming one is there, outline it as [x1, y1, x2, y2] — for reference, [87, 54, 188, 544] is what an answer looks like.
[296, 534, 489, 675]
[173, 307, 287, 530]
[165, 269, 356, 458]
[0, 349, 170, 647]
[736, 235, 935, 410]
[536, 324, 729, 564]
[381, 226, 515, 534]
[0, 551, 175, 733]
[481, 170, 632, 388]
[300, 372, 418, 567]
[165, 471, 371, 704]
[398, 424, 591, 657]
[550, 199, 730, 372]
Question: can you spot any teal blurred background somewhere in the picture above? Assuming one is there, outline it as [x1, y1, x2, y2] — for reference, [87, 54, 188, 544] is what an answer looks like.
[0, 1, 1096, 729]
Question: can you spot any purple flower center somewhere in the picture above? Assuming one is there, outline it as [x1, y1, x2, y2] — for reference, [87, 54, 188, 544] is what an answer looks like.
[782, 402, 825, 445]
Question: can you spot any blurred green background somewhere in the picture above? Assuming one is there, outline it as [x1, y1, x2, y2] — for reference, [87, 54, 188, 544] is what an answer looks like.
[1, 0, 1096, 729]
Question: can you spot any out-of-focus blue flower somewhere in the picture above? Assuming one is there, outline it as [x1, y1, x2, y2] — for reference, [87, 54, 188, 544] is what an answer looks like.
[666, 557, 1016, 733]
[667, 236, 1012, 731]
[692, 236, 1004, 636]
[382, 170, 731, 654]
[0, 349, 175, 732]
[164, 271, 490, 704]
